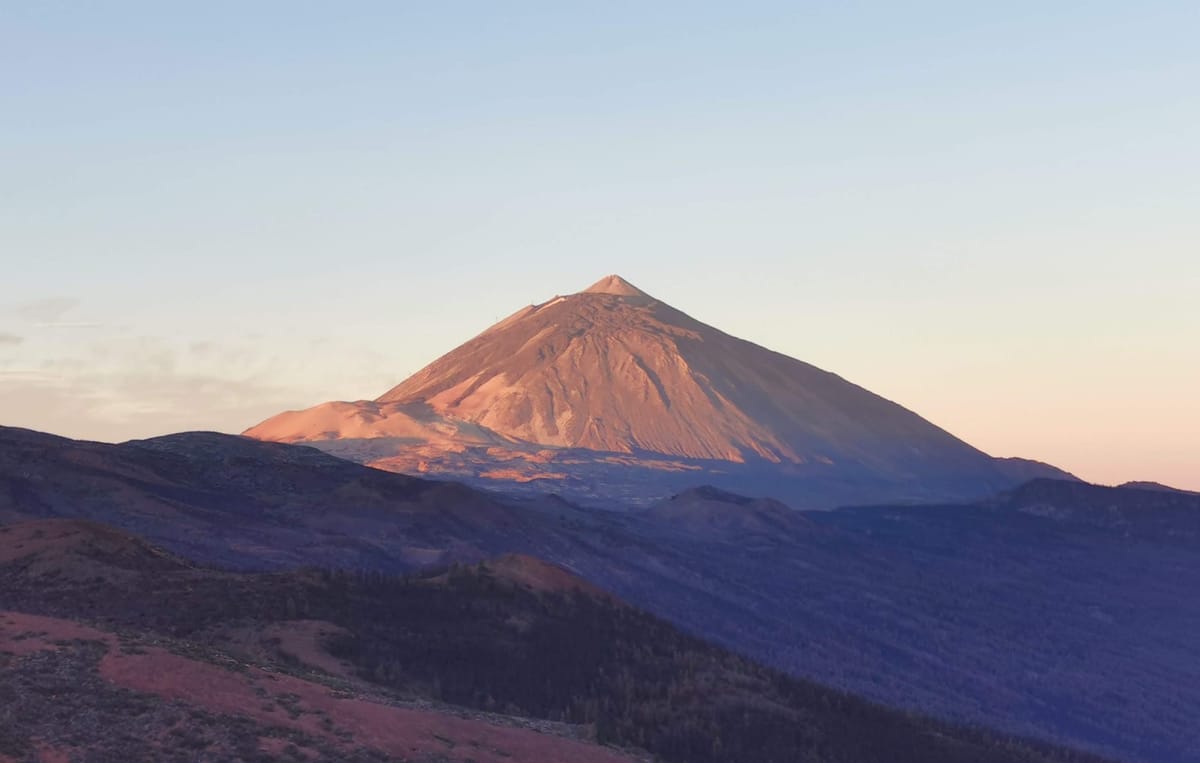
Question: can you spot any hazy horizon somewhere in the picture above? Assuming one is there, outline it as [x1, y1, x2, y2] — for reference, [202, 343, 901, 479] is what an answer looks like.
[3, 3, 1197, 490]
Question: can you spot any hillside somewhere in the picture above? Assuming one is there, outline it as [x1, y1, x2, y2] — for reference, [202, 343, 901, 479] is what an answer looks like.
[0, 611, 639, 763]
[0, 519, 1108, 763]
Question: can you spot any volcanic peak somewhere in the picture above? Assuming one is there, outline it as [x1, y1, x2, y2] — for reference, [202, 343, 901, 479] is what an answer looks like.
[581, 274, 650, 298]
[244, 274, 1074, 506]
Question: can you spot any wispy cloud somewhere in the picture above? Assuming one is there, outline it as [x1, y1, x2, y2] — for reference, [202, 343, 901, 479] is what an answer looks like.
[0, 333, 22, 346]
[0, 370, 62, 382]
[11, 297, 80, 323]
[0, 367, 298, 442]
[33, 322, 103, 329]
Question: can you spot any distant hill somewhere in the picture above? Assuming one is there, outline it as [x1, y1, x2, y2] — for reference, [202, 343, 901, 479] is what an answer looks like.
[245, 275, 1073, 508]
[1116, 480, 1199, 495]
[989, 478, 1200, 540]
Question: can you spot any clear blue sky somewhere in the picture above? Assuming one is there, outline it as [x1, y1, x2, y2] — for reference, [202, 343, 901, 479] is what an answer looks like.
[2, 1, 1197, 488]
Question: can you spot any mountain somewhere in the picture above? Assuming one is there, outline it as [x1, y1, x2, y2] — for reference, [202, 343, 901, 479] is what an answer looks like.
[246, 275, 1072, 507]
[0, 518, 1110, 763]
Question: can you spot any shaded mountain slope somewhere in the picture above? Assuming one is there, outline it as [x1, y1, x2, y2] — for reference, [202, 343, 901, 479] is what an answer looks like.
[1, 427, 1194, 762]
[0, 519, 1108, 763]
[246, 276, 1072, 507]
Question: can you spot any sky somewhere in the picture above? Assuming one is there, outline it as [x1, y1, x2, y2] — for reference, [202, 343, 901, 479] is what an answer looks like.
[2, 1, 1197, 489]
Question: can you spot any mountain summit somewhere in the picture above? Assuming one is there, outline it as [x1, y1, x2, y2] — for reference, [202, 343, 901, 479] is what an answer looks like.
[246, 276, 1069, 506]
[581, 274, 651, 297]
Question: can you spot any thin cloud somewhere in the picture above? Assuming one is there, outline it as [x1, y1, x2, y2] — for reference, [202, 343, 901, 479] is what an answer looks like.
[0, 370, 62, 382]
[34, 321, 103, 329]
[12, 297, 80, 323]
[0, 332, 22, 346]
[0, 369, 299, 442]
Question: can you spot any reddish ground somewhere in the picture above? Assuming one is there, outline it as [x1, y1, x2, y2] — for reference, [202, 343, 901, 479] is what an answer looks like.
[0, 611, 638, 763]
[0, 746, 73, 763]
[0, 611, 111, 656]
[33, 744, 71, 763]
